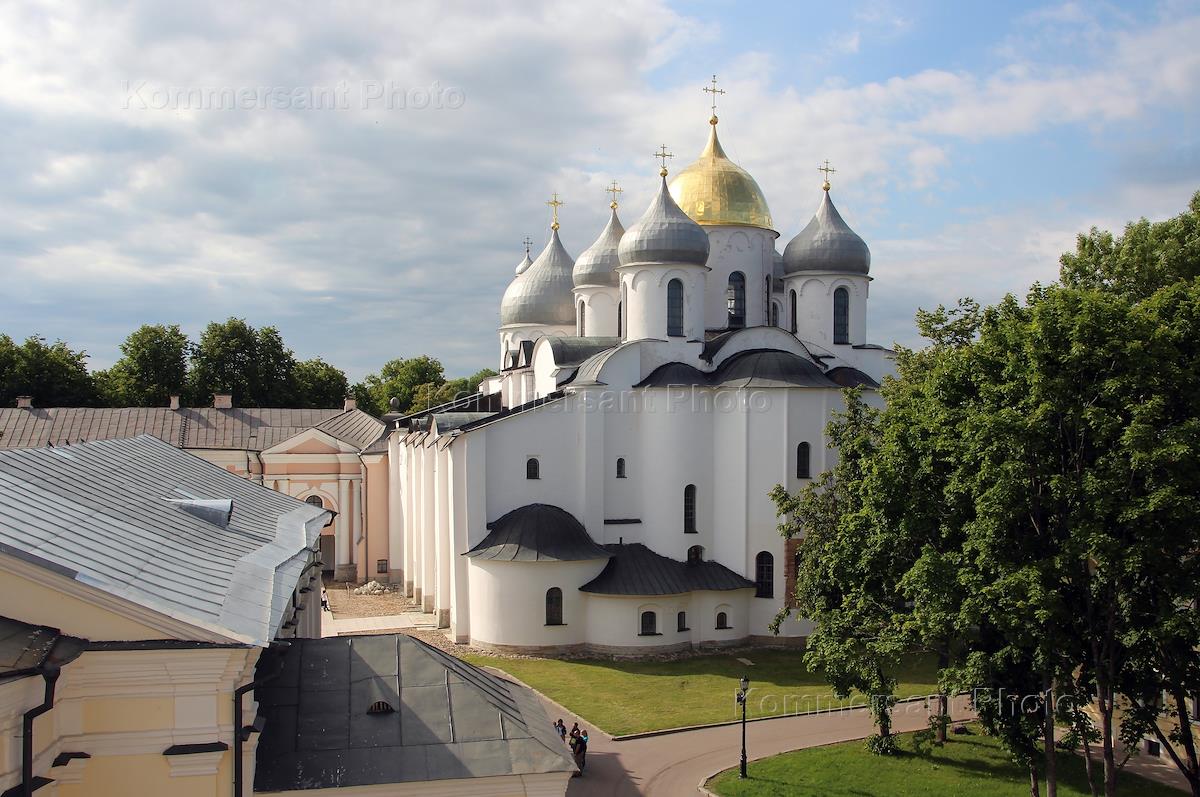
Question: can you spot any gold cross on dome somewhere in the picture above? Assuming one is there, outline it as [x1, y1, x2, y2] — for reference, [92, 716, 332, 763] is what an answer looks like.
[703, 74, 725, 121]
[606, 180, 623, 209]
[818, 159, 837, 190]
[546, 193, 565, 230]
[522, 236, 533, 255]
[654, 145, 673, 176]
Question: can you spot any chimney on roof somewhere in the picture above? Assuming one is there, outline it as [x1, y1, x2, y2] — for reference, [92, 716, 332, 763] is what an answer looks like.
[343, 396, 357, 412]
[15, 396, 32, 409]
[169, 394, 181, 410]
[213, 393, 233, 409]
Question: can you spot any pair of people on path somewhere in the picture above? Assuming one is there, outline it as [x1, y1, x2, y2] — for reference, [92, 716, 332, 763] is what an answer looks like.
[554, 719, 588, 776]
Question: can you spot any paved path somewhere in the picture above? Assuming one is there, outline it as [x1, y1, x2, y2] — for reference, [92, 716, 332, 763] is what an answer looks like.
[319, 609, 437, 637]
[537, 693, 976, 796]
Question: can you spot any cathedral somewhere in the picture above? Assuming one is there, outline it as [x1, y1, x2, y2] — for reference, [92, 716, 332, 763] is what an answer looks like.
[390, 87, 894, 655]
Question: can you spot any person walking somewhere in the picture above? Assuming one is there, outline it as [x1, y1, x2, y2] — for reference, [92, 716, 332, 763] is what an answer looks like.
[554, 719, 567, 742]
[573, 728, 588, 775]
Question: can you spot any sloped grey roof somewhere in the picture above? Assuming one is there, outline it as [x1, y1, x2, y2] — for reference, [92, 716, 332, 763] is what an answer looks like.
[253, 634, 576, 791]
[0, 435, 328, 646]
[0, 406, 360, 451]
[618, 176, 710, 268]
[431, 413, 495, 434]
[314, 410, 386, 450]
[636, 349, 838, 389]
[500, 229, 576, 327]
[579, 543, 755, 596]
[825, 366, 880, 388]
[465, 504, 611, 562]
[782, 190, 871, 276]
[573, 208, 624, 287]
[546, 337, 620, 368]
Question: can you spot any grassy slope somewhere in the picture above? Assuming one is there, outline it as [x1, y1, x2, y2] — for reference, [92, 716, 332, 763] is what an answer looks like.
[463, 650, 939, 736]
[708, 728, 1182, 797]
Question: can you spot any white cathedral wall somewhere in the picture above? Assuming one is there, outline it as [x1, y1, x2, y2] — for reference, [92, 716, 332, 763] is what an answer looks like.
[702, 226, 779, 330]
[574, 287, 619, 337]
[466, 560, 607, 649]
[786, 273, 870, 348]
[482, 398, 585, 525]
[618, 264, 708, 342]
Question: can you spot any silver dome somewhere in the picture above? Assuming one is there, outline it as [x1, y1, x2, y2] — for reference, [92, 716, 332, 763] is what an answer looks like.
[515, 251, 533, 275]
[573, 208, 624, 288]
[617, 176, 710, 268]
[500, 229, 576, 327]
[782, 190, 870, 276]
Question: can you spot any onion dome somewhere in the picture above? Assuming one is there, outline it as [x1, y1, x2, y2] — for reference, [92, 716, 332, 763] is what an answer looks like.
[668, 118, 773, 230]
[782, 189, 871, 276]
[514, 251, 533, 275]
[500, 228, 576, 327]
[617, 174, 710, 268]
[573, 207, 624, 288]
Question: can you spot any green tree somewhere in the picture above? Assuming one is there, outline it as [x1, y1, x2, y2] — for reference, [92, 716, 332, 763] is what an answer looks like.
[187, 319, 298, 407]
[94, 324, 189, 406]
[0, 334, 98, 407]
[292, 358, 350, 409]
[357, 355, 446, 416]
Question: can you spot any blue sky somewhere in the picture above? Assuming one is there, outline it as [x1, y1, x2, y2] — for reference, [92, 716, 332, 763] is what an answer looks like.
[1, 0, 1198, 382]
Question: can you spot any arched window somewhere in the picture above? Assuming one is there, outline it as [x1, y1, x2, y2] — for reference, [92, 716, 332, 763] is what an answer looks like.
[789, 289, 798, 333]
[667, 279, 684, 337]
[616, 457, 626, 478]
[687, 545, 704, 563]
[765, 275, 772, 324]
[796, 442, 811, 479]
[617, 301, 623, 338]
[726, 271, 746, 328]
[770, 302, 779, 328]
[640, 610, 658, 635]
[305, 494, 324, 507]
[683, 484, 697, 533]
[716, 611, 730, 630]
[677, 611, 688, 632]
[833, 286, 850, 344]
[578, 301, 586, 336]
[526, 457, 540, 480]
[545, 587, 563, 626]
[755, 551, 774, 598]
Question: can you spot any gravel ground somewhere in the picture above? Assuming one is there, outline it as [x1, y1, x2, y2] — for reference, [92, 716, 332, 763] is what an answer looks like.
[322, 578, 416, 618]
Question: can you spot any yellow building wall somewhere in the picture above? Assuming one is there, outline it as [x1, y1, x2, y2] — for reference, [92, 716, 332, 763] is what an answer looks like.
[0, 569, 170, 641]
[58, 752, 233, 797]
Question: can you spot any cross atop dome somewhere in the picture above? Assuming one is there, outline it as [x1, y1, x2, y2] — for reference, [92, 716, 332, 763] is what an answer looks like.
[703, 74, 725, 124]
[546, 193, 565, 230]
[606, 180, 623, 210]
[522, 236, 533, 255]
[654, 145, 673, 177]
[819, 160, 837, 191]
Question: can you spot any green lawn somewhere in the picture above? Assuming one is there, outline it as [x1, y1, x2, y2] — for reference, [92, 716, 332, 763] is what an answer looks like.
[462, 649, 939, 736]
[708, 727, 1182, 797]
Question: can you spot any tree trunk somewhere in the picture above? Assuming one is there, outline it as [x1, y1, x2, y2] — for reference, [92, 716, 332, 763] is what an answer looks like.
[1029, 762, 1042, 797]
[936, 649, 950, 744]
[1082, 733, 1099, 797]
[1097, 679, 1117, 797]
[1044, 681, 1058, 797]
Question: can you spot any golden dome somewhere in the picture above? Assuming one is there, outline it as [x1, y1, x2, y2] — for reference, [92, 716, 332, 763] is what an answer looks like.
[667, 119, 774, 231]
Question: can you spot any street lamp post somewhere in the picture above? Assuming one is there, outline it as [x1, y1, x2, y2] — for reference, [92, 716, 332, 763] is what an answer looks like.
[737, 675, 750, 779]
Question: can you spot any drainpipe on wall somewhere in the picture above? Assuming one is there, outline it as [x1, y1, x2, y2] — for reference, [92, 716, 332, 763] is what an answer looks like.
[232, 641, 290, 797]
[21, 664, 61, 797]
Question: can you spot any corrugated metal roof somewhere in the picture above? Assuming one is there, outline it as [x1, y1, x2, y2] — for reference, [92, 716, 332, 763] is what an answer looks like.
[464, 504, 611, 562]
[579, 543, 755, 596]
[314, 410, 386, 449]
[0, 406, 374, 451]
[253, 634, 576, 791]
[0, 435, 328, 646]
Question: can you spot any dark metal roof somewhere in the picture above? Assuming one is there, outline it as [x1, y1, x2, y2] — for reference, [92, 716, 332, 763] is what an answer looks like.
[637, 349, 839, 389]
[465, 504, 611, 562]
[579, 543, 755, 596]
[430, 413, 496, 434]
[0, 616, 84, 684]
[253, 634, 576, 792]
[396, 391, 502, 428]
[824, 366, 880, 388]
[545, 337, 621, 368]
[700, 330, 738, 363]
[0, 406, 382, 451]
[454, 393, 566, 435]
[0, 435, 327, 646]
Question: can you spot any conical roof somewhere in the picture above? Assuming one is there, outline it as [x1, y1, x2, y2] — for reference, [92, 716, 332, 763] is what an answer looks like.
[782, 190, 870, 276]
[514, 251, 533, 275]
[500, 229, 576, 326]
[668, 120, 773, 230]
[573, 208, 624, 288]
[618, 175, 710, 268]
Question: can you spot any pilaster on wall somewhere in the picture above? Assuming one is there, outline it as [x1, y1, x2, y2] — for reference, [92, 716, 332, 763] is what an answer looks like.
[387, 432, 404, 586]
[434, 444, 451, 628]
